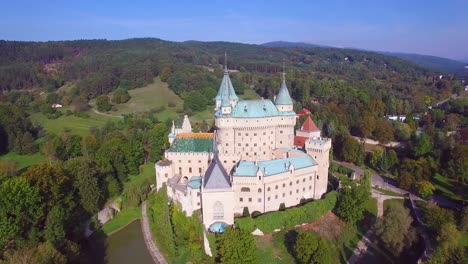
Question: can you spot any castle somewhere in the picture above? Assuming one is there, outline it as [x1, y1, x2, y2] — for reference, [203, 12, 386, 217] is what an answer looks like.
[155, 64, 331, 232]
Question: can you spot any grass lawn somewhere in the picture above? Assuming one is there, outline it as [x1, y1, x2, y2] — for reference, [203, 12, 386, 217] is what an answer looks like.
[126, 163, 156, 187]
[383, 198, 406, 211]
[372, 186, 403, 197]
[101, 207, 141, 234]
[432, 173, 467, 202]
[0, 152, 46, 171]
[30, 110, 116, 137]
[461, 232, 468, 247]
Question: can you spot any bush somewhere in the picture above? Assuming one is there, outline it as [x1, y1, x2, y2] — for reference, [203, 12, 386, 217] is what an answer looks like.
[167, 101, 176, 107]
[251, 211, 261, 218]
[235, 191, 338, 233]
[243, 207, 250, 217]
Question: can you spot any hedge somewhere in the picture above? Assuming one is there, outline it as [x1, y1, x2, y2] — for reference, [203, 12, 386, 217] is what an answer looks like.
[235, 191, 338, 233]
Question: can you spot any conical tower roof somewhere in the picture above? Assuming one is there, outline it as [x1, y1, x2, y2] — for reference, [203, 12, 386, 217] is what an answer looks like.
[214, 53, 238, 104]
[274, 64, 293, 105]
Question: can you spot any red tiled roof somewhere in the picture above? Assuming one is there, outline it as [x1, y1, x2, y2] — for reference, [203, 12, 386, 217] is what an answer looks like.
[297, 108, 311, 115]
[301, 116, 319, 131]
[294, 136, 308, 147]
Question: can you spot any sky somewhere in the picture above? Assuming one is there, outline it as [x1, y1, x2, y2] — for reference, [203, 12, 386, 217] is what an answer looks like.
[1, 0, 467, 60]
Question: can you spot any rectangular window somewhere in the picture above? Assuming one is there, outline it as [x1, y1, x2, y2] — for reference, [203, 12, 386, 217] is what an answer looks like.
[238, 132, 241, 136]
[263, 132, 266, 135]
[189, 168, 192, 173]
[240, 198, 243, 202]
[254, 133, 257, 136]
[258, 198, 262, 203]
[317, 175, 319, 180]
[199, 168, 202, 173]
[248, 198, 252, 202]
[268, 197, 270, 201]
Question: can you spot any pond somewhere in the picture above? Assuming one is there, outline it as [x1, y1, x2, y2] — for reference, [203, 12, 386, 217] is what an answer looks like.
[83, 220, 155, 264]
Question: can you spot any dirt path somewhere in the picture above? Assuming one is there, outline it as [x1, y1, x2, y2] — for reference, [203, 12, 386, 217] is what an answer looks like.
[91, 108, 124, 118]
[141, 201, 167, 264]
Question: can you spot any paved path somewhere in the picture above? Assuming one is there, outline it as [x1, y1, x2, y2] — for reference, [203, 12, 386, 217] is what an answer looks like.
[141, 201, 167, 264]
[347, 191, 405, 264]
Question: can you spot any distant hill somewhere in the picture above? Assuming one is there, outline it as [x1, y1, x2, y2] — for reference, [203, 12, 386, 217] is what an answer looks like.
[261, 41, 328, 48]
[381, 52, 468, 75]
[262, 41, 467, 75]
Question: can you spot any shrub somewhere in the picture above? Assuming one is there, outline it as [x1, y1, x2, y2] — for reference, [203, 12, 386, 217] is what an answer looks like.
[251, 211, 261, 218]
[235, 191, 338, 233]
[243, 207, 250, 217]
[167, 101, 176, 107]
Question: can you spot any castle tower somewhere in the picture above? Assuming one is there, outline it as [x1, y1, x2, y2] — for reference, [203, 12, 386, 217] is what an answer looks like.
[305, 133, 331, 199]
[181, 115, 192, 133]
[214, 52, 239, 110]
[274, 62, 293, 112]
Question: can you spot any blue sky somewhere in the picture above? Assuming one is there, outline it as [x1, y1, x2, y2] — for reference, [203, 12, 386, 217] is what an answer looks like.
[1, 0, 467, 60]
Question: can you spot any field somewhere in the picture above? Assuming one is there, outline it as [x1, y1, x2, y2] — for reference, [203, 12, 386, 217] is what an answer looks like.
[89, 78, 184, 122]
[0, 152, 45, 171]
[30, 109, 117, 136]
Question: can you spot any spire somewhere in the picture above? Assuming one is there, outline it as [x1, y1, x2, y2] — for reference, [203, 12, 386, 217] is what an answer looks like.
[282, 59, 286, 82]
[182, 115, 192, 133]
[214, 52, 239, 106]
[224, 51, 228, 72]
[274, 60, 293, 106]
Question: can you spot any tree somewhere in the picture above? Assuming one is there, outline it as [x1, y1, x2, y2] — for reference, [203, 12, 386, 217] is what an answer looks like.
[335, 172, 371, 224]
[218, 227, 258, 264]
[64, 157, 103, 214]
[44, 205, 66, 244]
[459, 206, 468, 232]
[112, 88, 131, 104]
[293, 231, 330, 264]
[0, 177, 43, 249]
[423, 202, 456, 235]
[373, 119, 395, 144]
[21, 164, 74, 211]
[375, 203, 417, 256]
[413, 133, 432, 157]
[148, 123, 169, 161]
[96, 95, 112, 112]
[160, 67, 171, 82]
[416, 180, 435, 199]
[35, 241, 67, 264]
[0, 159, 17, 178]
[341, 136, 364, 165]
[183, 91, 208, 112]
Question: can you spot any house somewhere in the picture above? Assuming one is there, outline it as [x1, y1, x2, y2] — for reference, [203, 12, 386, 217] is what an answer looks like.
[296, 108, 311, 119]
[51, 103, 63, 108]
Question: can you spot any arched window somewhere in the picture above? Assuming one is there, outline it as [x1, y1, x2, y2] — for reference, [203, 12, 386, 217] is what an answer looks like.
[258, 188, 262, 193]
[213, 201, 224, 219]
[241, 187, 251, 192]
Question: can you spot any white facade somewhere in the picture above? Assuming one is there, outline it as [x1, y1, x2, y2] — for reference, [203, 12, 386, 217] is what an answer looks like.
[155, 67, 331, 230]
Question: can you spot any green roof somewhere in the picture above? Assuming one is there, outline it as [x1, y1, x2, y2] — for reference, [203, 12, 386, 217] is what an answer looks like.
[233, 155, 317, 177]
[215, 71, 239, 102]
[168, 137, 213, 153]
[215, 99, 295, 118]
[274, 80, 293, 105]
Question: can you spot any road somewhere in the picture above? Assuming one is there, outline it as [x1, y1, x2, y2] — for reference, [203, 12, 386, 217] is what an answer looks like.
[141, 201, 167, 264]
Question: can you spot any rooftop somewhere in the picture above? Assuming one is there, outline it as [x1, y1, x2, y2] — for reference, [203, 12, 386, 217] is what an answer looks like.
[168, 133, 214, 153]
[233, 155, 317, 177]
[187, 176, 202, 189]
[216, 99, 295, 118]
[301, 116, 319, 131]
[204, 155, 231, 189]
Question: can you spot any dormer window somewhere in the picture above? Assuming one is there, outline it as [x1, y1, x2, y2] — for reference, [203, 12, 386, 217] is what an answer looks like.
[244, 106, 247, 112]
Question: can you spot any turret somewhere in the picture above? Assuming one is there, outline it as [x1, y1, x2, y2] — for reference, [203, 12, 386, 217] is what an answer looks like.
[214, 52, 239, 112]
[274, 62, 293, 112]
